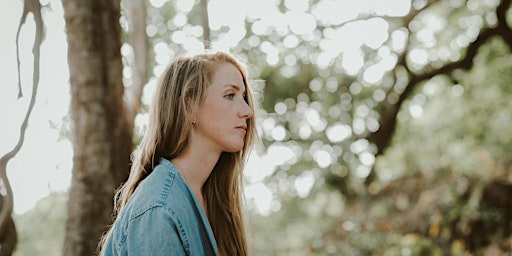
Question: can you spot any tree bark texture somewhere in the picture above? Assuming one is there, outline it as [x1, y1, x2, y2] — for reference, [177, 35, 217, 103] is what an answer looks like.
[0, 190, 16, 256]
[61, 0, 132, 255]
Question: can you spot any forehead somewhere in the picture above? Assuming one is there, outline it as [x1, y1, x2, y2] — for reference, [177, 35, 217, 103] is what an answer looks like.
[209, 62, 245, 89]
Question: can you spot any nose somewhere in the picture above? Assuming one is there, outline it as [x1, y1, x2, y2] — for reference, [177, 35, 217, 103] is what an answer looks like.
[239, 99, 253, 119]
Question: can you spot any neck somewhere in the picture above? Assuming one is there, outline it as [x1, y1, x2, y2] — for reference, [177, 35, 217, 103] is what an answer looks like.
[171, 143, 220, 199]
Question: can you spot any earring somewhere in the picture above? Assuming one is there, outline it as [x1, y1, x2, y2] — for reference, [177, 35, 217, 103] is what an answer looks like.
[192, 120, 196, 128]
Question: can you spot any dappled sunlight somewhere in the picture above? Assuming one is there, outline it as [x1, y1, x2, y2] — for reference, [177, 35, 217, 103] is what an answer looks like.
[326, 123, 352, 143]
[294, 170, 315, 198]
[244, 182, 274, 215]
[5, 0, 512, 254]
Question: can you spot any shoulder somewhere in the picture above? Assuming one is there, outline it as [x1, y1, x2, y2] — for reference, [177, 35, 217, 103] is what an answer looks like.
[109, 202, 190, 255]
[126, 158, 193, 220]
[108, 159, 199, 254]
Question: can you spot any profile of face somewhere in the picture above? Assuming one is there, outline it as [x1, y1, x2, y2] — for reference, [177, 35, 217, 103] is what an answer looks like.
[193, 61, 253, 153]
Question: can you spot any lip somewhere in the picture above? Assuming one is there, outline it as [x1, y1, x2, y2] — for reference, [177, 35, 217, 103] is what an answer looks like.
[235, 126, 247, 134]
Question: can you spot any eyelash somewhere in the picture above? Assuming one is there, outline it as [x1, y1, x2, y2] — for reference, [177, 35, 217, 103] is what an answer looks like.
[225, 92, 247, 101]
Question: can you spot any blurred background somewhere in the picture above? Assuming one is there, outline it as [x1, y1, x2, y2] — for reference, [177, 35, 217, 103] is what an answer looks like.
[1, 0, 512, 255]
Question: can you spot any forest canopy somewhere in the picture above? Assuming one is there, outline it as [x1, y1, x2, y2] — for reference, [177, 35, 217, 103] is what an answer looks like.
[4, 0, 512, 255]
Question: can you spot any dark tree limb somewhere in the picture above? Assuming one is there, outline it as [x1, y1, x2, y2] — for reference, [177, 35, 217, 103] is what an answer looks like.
[495, 0, 512, 48]
[364, 0, 511, 186]
[0, 0, 44, 254]
[402, 0, 439, 27]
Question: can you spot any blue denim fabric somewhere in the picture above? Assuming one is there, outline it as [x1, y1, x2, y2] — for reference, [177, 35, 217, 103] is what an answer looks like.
[104, 158, 219, 256]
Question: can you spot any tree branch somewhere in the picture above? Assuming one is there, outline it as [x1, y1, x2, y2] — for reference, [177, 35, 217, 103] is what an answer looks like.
[495, 0, 512, 48]
[0, 0, 43, 236]
[402, 0, 439, 27]
[365, 0, 511, 186]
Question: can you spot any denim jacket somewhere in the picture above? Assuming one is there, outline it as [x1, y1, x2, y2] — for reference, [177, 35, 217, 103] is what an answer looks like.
[104, 158, 219, 256]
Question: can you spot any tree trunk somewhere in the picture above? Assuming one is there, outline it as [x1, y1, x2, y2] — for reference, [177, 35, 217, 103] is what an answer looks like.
[125, 0, 148, 122]
[61, 0, 132, 255]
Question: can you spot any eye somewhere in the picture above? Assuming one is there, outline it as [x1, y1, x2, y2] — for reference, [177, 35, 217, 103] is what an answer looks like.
[225, 93, 235, 100]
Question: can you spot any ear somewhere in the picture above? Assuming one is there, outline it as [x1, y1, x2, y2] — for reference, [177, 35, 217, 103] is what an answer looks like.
[186, 98, 199, 123]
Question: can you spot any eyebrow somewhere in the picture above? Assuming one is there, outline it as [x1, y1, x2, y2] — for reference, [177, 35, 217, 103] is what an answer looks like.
[225, 84, 246, 93]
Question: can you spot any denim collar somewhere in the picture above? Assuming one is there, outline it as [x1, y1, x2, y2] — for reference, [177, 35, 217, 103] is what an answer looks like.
[160, 158, 219, 255]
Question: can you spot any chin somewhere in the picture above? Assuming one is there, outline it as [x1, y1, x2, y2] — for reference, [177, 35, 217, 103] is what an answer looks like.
[223, 143, 245, 153]
[224, 147, 243, 153]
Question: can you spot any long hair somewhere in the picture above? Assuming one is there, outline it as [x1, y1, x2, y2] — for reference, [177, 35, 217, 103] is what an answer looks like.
[98, 52, 258, 256]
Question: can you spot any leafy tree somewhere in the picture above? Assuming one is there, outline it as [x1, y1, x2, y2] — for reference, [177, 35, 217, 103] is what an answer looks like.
[11, 0, 512, 255]
[217, 0, 512, 254]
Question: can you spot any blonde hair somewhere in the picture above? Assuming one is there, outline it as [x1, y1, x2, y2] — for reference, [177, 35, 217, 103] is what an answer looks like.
[99, 52, 257, 255]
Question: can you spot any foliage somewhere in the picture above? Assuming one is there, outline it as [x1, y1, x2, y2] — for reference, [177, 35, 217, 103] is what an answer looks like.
[359, 38, 512, 255]
[13, 192, 67, 256]
[130, 0, 512, 254]
[12, 0, 512, 255]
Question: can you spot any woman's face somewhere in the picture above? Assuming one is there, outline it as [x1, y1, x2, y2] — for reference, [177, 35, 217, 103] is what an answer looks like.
[193, 62, 253, 153]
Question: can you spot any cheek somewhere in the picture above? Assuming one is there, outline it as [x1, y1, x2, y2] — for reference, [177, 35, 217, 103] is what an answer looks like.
[198, 99, 228, 124]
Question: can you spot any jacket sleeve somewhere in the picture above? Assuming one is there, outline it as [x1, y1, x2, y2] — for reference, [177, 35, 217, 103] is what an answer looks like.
[124, 206, 188, 256]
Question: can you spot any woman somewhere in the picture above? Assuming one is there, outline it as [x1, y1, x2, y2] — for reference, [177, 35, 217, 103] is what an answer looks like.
[99, 52, 258, 256]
